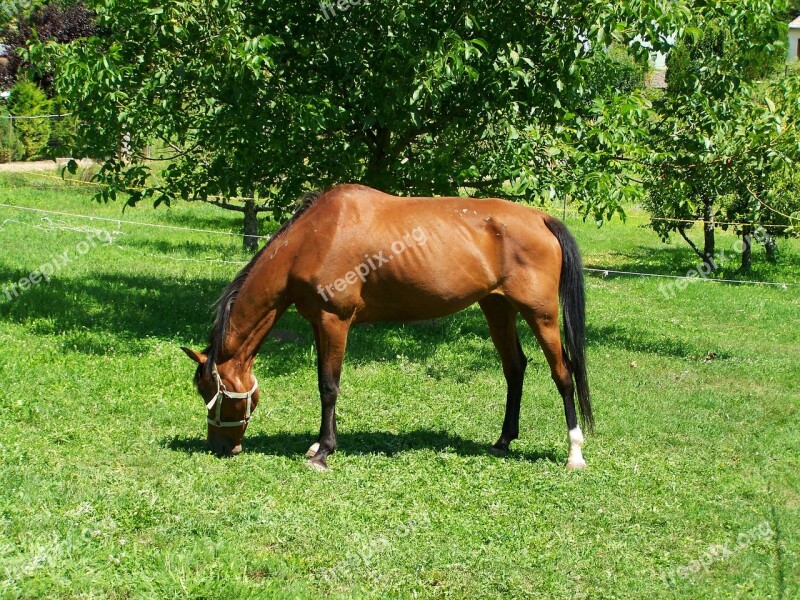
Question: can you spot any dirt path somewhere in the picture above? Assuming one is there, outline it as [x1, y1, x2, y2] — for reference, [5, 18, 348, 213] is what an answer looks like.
[0, 158, 94, 173]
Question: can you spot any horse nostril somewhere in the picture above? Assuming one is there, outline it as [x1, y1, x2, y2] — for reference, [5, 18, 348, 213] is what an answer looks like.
[209, 437, 231, 456]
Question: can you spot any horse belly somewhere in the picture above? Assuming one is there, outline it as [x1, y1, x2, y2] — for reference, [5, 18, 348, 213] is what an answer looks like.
[354, 244, 500, 322]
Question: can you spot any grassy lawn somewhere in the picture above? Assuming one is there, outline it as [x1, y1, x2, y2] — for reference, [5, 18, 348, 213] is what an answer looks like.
[0, 172, 798, 598]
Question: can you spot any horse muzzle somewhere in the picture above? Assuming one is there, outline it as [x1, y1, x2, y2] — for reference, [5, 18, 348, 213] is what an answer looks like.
[208, 436, 243, 457]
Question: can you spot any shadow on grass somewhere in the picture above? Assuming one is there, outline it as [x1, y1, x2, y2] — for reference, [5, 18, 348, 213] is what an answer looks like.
[587, 242, 800, 283]
[163, 429, 561, 464]
[119, 237, 246, 258]
[0, 266, 226, 344]
[0, 262, 721, 365]
[585, 244, 698, 276]
[586, 323, 725, 360]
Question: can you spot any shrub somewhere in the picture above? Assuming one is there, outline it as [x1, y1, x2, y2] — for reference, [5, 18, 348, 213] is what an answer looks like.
[587, 44, 650, 97]
[7, 80, 51, 159]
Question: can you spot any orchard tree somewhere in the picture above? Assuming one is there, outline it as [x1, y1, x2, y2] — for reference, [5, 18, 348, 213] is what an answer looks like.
[642, 2, 799, 272]
[719, 75, 800, 271]
[38, 0, 690, 249]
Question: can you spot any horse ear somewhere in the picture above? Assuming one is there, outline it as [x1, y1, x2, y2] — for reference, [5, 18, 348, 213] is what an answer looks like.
[181, 347, 208, 365]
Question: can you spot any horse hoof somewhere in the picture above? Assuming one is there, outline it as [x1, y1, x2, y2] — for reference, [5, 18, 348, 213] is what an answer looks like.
[566, 458, 587, 471]
[489, 444, 508, 457]
[307, 457, 329, 472]
[306, 442, 320, 458]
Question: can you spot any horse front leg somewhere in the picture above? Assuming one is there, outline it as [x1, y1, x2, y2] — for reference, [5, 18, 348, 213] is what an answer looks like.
[307, 313, 350, 472]
[306, 323, 323, 459]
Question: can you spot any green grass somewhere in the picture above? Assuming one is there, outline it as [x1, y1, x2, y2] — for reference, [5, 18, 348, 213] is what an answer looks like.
[0, 172, 798, 599]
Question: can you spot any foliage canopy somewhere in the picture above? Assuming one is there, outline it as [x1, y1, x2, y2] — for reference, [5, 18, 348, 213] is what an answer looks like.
[40, 0, 685, 217]
[28, 0, 800, 259]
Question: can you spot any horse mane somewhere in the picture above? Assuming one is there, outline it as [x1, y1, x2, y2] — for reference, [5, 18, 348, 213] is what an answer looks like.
[196, 189, 326, 381]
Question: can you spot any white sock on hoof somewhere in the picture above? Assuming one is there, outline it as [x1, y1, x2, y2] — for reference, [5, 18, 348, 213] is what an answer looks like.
[567, 427, 586, 469]
[306, 442, 320, 457]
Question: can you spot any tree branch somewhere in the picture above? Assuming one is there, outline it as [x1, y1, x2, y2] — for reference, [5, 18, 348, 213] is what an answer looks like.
[202, 198, 245, 212]
[677, 225, 705, 261]
[461, 178, 503, 190]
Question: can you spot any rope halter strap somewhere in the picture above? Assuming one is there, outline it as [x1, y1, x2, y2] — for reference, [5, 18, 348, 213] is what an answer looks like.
[206, 364, 259, 428]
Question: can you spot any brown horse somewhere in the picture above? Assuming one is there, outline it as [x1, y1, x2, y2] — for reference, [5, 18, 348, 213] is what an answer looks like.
[181, 184, 593, 471]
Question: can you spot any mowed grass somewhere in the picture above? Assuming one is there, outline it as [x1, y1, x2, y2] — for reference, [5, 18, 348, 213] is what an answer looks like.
[0, 172, 798, 599]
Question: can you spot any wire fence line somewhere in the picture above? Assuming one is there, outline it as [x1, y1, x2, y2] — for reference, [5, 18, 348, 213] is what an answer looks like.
[0, 207, 251, 267]
[583, 268, 793, 288]
[0, 200, 795, 287]
[0, 201, 272, 239]
[0, 113, 74, 120]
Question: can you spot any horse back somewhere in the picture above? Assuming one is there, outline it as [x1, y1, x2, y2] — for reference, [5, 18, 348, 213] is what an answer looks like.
[288, 185, 562, 322]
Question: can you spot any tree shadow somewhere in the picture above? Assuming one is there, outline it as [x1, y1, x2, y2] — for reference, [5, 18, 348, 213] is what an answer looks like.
[119, 237, 246, 258]
[586, 323, 727, 360]
[585, 244, 700, 276]
[163, 429, 562, 464]
[0, 265, 226, 346]
[112, 202, 265, 235]
[587, 242, 800, 283]
[0, 259, 721, 366]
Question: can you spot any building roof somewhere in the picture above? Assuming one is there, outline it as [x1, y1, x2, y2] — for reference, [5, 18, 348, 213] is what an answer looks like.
[790, 16, 800, 29]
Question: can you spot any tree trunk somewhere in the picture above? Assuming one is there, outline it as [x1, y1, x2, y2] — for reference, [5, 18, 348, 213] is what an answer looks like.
[243, 200, 260, 252]
[364, 127, 391, 189]
[740, 227, 752, 273]
[765, 234, 778, 262]
[702, 198, 716, 270]
[117, 131, 132, 164]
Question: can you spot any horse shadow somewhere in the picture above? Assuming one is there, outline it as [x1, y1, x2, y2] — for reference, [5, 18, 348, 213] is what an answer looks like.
[163, 429, 562, 464]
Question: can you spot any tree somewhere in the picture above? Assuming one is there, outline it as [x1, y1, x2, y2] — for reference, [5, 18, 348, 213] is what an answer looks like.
[40, 0, 690, 249]
[642, 2, 799, 272]
[718, 75, 800, 271]
[778, 1, 800, 23]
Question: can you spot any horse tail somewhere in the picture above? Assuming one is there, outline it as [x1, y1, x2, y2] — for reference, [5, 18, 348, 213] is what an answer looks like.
[543, 217, 593, 433]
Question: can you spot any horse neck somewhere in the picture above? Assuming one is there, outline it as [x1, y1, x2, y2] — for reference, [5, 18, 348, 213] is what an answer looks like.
[214, 250, 292, 374]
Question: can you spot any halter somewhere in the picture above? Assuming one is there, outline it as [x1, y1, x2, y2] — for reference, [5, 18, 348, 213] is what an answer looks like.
[206, 364, 259, 428]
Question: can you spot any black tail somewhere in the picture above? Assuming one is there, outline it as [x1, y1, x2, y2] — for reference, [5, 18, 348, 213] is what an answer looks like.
[543, 217, 593, 433]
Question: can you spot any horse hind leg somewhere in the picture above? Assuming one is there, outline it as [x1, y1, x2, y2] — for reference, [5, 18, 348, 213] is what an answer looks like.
[479, 295, 527, 455]
[517, 304, 586, 470]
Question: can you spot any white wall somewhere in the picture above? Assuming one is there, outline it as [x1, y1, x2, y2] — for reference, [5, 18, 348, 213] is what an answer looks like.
[650, 51, 668, 70]
[789, 30, 800, 64]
